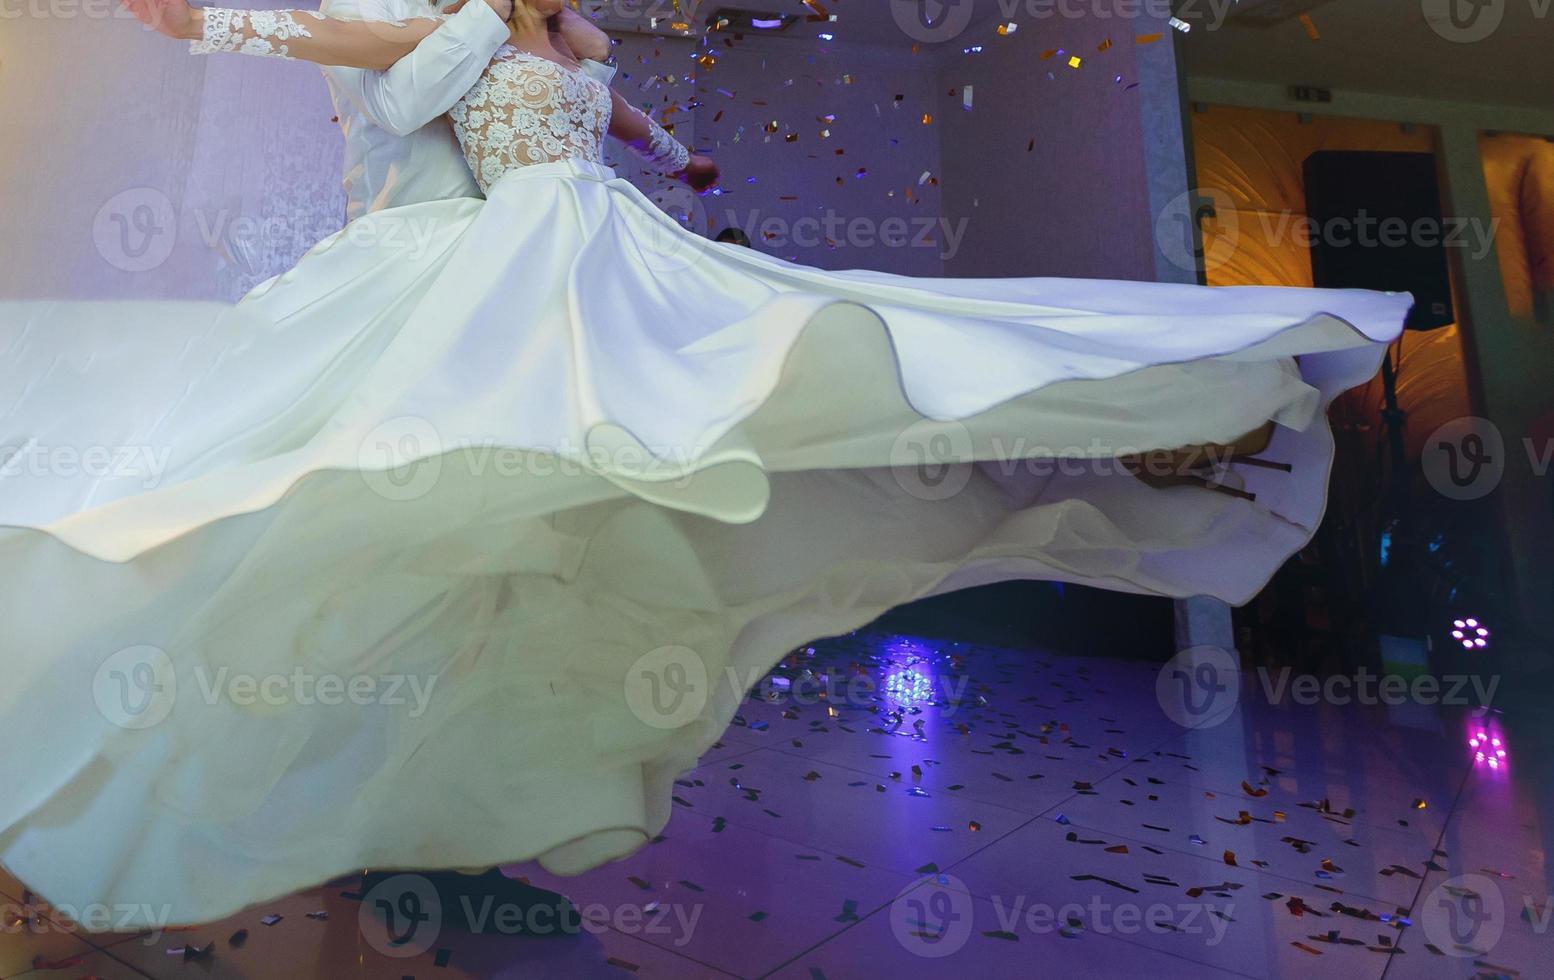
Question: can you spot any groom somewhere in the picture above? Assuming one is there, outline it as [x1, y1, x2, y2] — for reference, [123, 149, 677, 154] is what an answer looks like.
[318, 0, 616, 219]
[313, 0, 617, 938]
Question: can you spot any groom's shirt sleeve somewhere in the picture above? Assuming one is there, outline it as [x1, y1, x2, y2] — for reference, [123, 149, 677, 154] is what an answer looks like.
[322, 0, 509, 138]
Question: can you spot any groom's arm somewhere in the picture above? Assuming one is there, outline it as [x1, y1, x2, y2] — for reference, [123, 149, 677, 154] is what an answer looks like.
[323, 0, 510, 137]
[556, 7, 610, 62]
[555, 7, 616, 88]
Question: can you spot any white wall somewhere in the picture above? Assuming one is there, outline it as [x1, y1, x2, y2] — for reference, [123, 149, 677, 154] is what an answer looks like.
[0, 3, 347, 302]
[933, 17, 1163, 282]
[692, 36, 946, 277]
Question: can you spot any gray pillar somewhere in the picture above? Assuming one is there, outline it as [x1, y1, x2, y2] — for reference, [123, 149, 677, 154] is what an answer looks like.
[1133, 18, 1241, 654]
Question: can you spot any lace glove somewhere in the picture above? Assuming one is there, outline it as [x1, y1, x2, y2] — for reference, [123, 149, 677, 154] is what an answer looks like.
[191, 8, 323, 59]
[632, 111, 691, 175]
[188, 7, 443, 68]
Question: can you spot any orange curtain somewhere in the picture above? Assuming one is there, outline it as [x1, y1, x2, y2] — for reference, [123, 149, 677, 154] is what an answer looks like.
[1481, 133, 1554, 321]
[1189, 105, 1472, 461]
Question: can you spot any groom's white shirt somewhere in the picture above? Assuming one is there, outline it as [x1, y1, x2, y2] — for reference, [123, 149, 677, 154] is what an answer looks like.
[317, 0, 616, 220]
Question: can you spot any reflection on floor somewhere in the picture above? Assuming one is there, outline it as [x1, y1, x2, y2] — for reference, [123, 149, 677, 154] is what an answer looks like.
[2, 630, 1547, 979]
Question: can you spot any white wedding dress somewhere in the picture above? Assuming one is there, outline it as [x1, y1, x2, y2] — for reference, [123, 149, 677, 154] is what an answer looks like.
[0, 31, 1411, 925]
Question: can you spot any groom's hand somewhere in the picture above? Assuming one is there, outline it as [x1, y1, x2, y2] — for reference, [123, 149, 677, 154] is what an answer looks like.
[445, 0, 514, 21]
[120, 0, 203, 41]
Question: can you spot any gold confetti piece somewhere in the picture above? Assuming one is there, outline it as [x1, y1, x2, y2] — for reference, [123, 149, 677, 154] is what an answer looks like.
[1224, 850, 1238, 866]
[1136, 33, 1163, 45]
[1299, 13, 1320, 40]
[1067, 56, 1083, 69]
[1242, 780, 1268, 798]
[1098, 39, 1113, 52]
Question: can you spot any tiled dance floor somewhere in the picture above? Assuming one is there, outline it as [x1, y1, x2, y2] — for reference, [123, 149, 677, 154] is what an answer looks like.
[3, 631, 1546, 978]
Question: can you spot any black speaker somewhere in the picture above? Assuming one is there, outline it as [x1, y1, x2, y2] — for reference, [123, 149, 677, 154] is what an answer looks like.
[1304, 150, 1455, 331]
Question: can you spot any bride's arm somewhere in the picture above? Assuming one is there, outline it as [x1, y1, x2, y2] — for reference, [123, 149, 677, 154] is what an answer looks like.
[122, 0, 468, 70]
[607, 91, 719, 191]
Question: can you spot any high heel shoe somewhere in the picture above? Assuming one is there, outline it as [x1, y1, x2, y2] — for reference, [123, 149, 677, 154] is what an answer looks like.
[1121, 422, 1291, 502]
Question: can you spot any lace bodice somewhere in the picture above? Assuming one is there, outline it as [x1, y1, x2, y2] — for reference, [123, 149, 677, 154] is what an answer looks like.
[448, 47, 614, 193]
[189, 10, 693, 189]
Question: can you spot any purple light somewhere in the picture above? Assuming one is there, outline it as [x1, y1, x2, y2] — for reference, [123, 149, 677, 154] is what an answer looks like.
[1450, 616, 1490, 650]
[875, 635, 947, 711]
[1468, 722, 1510, 772]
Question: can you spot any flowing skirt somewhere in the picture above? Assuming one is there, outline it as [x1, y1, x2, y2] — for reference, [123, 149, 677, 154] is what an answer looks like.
[0, 158, 1408, 924]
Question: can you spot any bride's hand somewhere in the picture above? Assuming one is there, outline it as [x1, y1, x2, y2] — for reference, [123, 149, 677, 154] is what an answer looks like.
[120, 0, 202, 40]
[680, 155, 720, 193]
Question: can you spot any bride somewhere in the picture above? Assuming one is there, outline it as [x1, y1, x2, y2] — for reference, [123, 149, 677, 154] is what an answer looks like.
[0, 0, 1409, 925]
